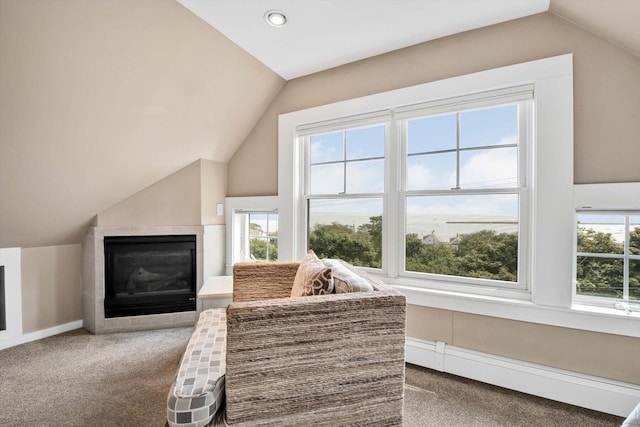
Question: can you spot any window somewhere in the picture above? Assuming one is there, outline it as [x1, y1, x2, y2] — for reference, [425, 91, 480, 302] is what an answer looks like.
[304, 124, 386, 269]
[573, 183, 640, 315]
[575, 212, 640, 312]
[225, 197, 279, 274]
[399, 96, 529, 289]
[300, 89, 531, 290]
[232, 210, 278, 262]
[280, 55, 576, 313]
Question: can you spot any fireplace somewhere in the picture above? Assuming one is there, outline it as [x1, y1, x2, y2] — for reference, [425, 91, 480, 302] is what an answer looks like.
[103, 235, 196, 318]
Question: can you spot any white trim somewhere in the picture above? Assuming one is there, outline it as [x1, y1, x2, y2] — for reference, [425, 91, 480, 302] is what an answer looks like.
[0, 248, 22, 349]
[20, 320, 83, 347]
[0, 319, 83, 351]
[406, 337, 640, 417]
[397, 284, 640, 338]
[574, 183, 640, 211]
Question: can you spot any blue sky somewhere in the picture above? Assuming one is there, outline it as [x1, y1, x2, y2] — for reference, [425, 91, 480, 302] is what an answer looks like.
[309, 104, 518, 193]
[307, 103, 521, 238]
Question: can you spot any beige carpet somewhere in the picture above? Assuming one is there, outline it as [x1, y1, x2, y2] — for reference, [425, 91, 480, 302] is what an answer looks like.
[0, 327, 625, 426]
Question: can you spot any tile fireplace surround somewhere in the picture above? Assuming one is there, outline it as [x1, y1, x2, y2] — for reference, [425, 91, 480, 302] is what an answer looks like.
[82, 225, 224, 334]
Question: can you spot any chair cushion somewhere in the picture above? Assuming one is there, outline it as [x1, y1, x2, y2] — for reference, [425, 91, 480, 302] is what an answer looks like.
[291, 250, 334, 297]
[323, 258, 375, 293]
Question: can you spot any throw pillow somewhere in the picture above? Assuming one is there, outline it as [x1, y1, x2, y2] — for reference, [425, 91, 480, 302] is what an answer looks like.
[290, 250, 334, 297]
[322, 259, 374, 293]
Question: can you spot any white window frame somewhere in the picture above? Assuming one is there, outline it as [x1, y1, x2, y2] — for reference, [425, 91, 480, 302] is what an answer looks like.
[300, 117, 391, 273]
[278, 54, 640, 337]
[396, 92, 532, 291]
[224, 196, 279, 275]
[573, 183, 640, 314]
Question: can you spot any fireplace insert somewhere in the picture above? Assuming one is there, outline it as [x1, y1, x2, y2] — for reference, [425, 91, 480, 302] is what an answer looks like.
[104, 235, 196, 318]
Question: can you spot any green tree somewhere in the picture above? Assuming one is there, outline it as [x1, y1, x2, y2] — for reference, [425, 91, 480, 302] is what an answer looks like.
[358, 215, 382, 262]
[576, 227, 623, 298]
[308, 221, 380, 268]
[250, 238, 278, 261]
[455, 230, 518, 282]
[405, 233, 457, 275]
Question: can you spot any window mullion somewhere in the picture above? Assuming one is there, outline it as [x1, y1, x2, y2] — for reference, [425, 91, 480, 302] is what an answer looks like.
[342, 131, 347, 194]
[624, 216, 630, 301]
[455, 112, 461, 190]
[386, 116, 400, 278]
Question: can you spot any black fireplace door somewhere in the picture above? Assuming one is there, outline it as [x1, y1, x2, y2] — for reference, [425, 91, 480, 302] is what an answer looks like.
[104, 235, 196, 318]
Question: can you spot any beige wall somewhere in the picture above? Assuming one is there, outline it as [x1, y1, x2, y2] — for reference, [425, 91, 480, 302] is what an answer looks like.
[228, 12, 640, 196]
[200, 160, 228, 226]
[0, 0, 284, 249]
[227, 12, 640, 384]
[0, 1, 282, 338]
[21, 244, 82, 333]
[96, 159, 226, 227]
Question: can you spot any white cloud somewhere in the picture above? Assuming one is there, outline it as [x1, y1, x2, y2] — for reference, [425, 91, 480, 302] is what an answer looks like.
[460, 137, 517, 188]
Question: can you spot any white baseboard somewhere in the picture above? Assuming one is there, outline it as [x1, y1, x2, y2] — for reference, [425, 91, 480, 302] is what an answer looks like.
[406, 336, 640, 418]
[0, 320, 83, 351]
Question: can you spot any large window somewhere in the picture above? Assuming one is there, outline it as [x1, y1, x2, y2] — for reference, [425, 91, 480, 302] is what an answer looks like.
[400, 97, 529, 289]
[280, 55, 578, 318]
[301, 89, 531, 290]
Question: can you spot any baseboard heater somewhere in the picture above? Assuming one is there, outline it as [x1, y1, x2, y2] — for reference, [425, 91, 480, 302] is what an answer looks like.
[405, 337, 640, 418]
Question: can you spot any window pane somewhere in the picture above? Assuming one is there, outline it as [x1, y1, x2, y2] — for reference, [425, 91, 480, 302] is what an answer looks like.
[630, 217, 640, 256]
[460, 104, 518, 149]
[576, 256, 623, 298]
[405, 194, 519, 282]
[346, 125, 385, 160]
[310, 131, 343, 164]
[630, 259, 640, 301]
[310, 163, 343, 194]
[407, 113, 456, 154]
[406, 152, 456, 191]
[235, 211, 278, 263]
[308, 198, 383, 268]
[576, 215, 624, 255]
[346, 159, 384, 193]
[460, 146, 517, 189]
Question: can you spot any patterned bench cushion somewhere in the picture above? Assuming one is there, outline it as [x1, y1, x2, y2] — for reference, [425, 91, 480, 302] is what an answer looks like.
[167, 309, 227, 427]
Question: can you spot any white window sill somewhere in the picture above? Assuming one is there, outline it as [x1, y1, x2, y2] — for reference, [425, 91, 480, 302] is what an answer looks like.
[571, 303, 640, 319]
[389, 281, 640, 339]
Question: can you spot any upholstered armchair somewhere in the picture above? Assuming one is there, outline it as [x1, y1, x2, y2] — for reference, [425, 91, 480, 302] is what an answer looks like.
[225, 260, 407, 426]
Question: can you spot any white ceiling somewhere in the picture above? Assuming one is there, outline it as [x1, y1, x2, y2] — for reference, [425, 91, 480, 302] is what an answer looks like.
[176, 0, 550, 80]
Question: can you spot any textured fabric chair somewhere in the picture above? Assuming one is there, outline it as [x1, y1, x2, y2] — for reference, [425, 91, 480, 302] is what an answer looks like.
[225, 260, 407, 427]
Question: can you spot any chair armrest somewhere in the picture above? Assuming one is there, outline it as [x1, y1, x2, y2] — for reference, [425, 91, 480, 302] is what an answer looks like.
[225, 290, 406, 426]
[232, 261, 300, 303]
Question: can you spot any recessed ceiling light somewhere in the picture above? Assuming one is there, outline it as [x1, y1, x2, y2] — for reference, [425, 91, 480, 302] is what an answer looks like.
[264, 10, 287, 27]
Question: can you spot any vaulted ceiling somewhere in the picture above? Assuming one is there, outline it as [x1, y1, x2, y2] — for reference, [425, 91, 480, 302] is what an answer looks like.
[177, 0, 640, 79]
